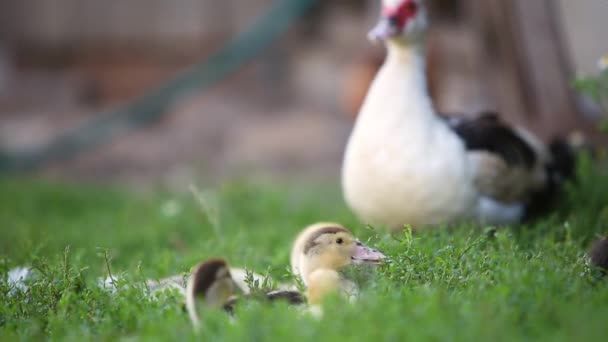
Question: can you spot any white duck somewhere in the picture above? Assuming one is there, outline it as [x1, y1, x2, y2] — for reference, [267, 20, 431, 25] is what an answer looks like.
[342, 0, 573, 230]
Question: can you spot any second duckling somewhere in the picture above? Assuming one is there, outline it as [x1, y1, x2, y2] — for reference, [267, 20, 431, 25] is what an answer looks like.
[185, 258, 305, 329]
[185, 258, 239, 329]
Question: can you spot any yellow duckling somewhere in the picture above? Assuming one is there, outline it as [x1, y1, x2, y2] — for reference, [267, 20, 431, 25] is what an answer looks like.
[290, 223, 386, 305]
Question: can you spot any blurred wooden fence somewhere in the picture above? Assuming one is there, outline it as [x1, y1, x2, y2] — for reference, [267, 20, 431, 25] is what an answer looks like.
[0, 0, 274, 47]
[0, 0, 604, 142]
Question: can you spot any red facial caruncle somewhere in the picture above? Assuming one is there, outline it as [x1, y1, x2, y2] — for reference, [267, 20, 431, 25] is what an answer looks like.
[382, 0, 419, 29]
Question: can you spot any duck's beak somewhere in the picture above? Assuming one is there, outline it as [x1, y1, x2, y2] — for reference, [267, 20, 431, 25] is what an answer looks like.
[352, 242, 386, 265]
[368, 16, 401, 42]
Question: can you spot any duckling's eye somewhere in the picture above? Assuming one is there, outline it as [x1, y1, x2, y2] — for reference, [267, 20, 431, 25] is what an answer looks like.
[336, 238, 344, 244]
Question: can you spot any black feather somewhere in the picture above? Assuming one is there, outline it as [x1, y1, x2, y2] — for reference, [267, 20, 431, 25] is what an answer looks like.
[523, 138, 575, 220]
[439, 112, 575, 220]
[442, 112, 536, 168]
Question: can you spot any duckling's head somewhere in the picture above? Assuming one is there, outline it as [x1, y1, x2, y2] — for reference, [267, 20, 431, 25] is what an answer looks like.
[186, 258, 238, 328]
[294, 224, 386, 282]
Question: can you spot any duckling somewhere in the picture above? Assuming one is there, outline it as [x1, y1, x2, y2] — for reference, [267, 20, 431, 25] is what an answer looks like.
[186, 258, 239, 329]
[186, 258, 306, 328]
[290, 223, 386, 304]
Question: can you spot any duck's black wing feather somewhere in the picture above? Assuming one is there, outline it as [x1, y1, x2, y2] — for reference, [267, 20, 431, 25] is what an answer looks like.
[439, 111, 536, 169]
[439, 111, 575, 219]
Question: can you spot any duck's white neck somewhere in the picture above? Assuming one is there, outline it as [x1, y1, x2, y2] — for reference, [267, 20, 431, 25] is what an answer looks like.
[343, 37, 477, 228]
[356, 40, 436, 131]
[385, 40, 427, 87]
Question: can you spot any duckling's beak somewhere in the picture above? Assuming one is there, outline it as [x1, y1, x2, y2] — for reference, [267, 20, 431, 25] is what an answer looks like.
[352, 242, 386, 265]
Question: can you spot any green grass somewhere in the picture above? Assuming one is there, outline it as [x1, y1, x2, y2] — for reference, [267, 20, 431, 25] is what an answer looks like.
[1, 155, 608, 341]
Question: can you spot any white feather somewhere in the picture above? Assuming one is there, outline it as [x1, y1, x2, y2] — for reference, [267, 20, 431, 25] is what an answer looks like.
[476, 197, 524, 225]
[7, 267, 32, 294]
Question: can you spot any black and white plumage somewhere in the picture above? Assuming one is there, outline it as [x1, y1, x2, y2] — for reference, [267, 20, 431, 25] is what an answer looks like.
[442, 112, 574, 219]
[342, 0, 573, 230]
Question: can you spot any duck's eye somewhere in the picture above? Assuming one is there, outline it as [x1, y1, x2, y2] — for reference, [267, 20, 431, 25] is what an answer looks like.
[336, 238, 344, 244]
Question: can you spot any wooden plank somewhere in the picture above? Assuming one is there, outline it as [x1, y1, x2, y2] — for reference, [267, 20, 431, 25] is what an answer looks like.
[3, 0, 238, 46]
[466, 0, 585, 140]
[512, 0, 580, 135]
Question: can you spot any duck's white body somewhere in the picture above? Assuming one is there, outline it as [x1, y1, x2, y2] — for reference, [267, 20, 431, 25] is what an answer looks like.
[343, 44, 478, 228]
[340, 0, 572, 229]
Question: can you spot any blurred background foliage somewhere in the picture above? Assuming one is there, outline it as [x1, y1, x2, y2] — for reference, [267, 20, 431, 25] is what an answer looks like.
[0, 0, 606, 187]
[575, 63, 608, 133]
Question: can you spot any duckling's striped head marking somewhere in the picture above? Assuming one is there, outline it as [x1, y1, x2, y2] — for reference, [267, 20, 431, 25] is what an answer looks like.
[291, 222, 386, 289]
[303, 225, 386, 273]
[190, 258, 231, 299]
[303, 226, 350, 254]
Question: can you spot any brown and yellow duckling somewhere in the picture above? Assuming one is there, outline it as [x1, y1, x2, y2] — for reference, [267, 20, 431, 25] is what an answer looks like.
[185, 258, 239, 329]
[290, 222, 386, 305]
[185, 258, 305, 329]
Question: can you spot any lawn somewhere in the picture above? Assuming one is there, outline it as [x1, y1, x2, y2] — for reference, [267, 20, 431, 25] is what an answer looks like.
[1, 155, 608, 341]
